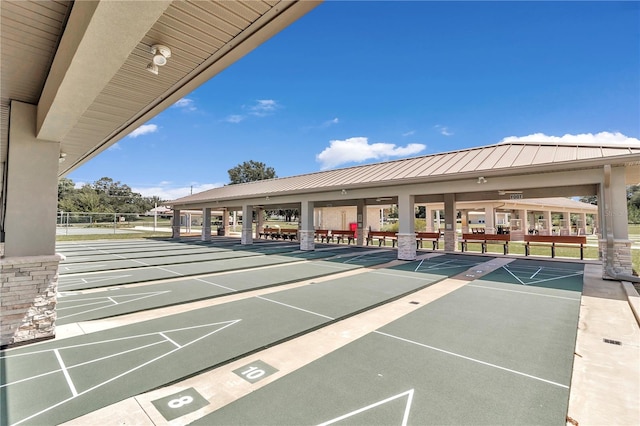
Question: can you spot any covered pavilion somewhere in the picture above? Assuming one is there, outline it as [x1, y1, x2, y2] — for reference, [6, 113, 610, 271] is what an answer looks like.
[168, 141, 639, 276]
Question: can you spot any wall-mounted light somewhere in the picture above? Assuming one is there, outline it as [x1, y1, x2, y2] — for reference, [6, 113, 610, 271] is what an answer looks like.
[146, 44, 171, 75]
[477, 176, 487, 184]
[59, 152, 67, 163]
[341, 189, 347, 195]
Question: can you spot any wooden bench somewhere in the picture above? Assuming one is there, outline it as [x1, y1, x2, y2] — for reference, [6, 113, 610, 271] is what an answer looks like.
[367, 231, 398, 247]
[331, 230, 355, 244]
[460, 233, 510, 255]
[416, 232, 440, 250]
[280, 228, 298, 241]
[524, 235, 587, 260]
[315, 229, 332, 243]
[259, 227, 280, 239]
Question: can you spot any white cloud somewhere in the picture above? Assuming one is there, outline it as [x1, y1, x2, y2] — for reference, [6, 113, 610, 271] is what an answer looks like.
[225, 114, 245, 123]
[129, 124, 158, 138]
[500, 131, 640, 146]
[249, 99, 279, 116]
[132, 182, 224, 201]
[316, 137, 426, 170]
[402, 130, 416, 137]
[107, 143, 121, 151]
[434, 125, 453, 136]
[173, 98, 196, 111]
[322, 117, 339, 127]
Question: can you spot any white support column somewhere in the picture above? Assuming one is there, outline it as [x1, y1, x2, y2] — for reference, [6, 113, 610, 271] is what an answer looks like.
[171, 209, 181, 238]
[561, 211, 571, 235]
[579, 212, 587, 235]
[443, 194, 457, 251]
[460, 210, 469, 233]
[240, 205, 253, 244]
[600, 166, 633, 277]
[542, 210, 553, 235]
[425, 207, 433, 231]
[4, 102, 59, 257]
[397, 194, 416, 260]
[484, 204, 496, 234]
[256, 207, 264, 239]
[1, 101, 63, 347]
[300, 201, 315, 251]
[222, 209, 229, 236]
[201, 208, 211, 241]
[356, 200, 366, 246]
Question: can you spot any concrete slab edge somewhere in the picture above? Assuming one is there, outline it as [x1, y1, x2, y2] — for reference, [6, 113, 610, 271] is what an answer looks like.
[621, 281, 640, 327]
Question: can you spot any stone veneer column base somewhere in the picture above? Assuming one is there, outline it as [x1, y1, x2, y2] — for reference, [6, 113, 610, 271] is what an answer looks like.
[299, 230, 315, 251]
[443, 230, 457, 252]
[599, 239, 633, 279]
[240, 229, 253, 244]
[397, 233, 416, 260]
[1, 254, 64, 348]
[201, 226, 211, 241]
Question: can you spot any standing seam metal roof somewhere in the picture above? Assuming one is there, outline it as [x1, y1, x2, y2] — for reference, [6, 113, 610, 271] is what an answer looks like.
[169, 142, 640, 204]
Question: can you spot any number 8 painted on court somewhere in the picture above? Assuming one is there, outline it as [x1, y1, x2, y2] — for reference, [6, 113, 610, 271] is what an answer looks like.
[168, 395, 194, 409]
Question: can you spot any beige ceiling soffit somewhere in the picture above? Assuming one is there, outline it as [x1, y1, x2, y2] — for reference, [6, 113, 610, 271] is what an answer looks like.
[60, 0, 322, 176]
[37, 0, 172, 142]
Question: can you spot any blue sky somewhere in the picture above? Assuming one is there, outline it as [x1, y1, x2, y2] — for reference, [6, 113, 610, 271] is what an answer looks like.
[67, 1, 640, 200]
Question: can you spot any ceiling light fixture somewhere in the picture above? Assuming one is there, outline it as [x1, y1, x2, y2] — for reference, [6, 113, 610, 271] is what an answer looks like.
[341, 189, 347, 195]
[58, 152, 67, 163]
[146, 44, 171, 75]
[477, 177, 487, 184]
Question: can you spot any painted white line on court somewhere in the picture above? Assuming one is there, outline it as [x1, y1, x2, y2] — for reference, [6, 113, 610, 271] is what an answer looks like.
[318, 388, 414, 426]
[530, 267, 542, 279]
[370, 270, 438, 281]
[57, 300, 111, 311]
[466, 284, 581, 301]
[375, 331, 569, 389]
[54, 349, 78, 397]
[257, 296, 334, 319]
[503, 265, 584, 286]
[154, 266, 183, 276]
[58, 275, 133, 289]
[503, 266, 526, 285]
[6, 320, 241, 426]
[56, 291, 171, 320]
[414, 259, 425, 272]
[194, 278, 237, 292]
[159, 332, 181, 349]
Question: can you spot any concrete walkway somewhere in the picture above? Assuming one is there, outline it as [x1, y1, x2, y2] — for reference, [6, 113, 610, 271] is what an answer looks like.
[566, 265, 640, 425]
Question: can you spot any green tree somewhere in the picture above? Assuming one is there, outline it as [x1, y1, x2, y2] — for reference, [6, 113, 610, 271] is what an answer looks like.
[579, 195, 598, 205]
[58, 177, 163, 214]
[58, 177, 75, 202]
[228, 161, 276, 184]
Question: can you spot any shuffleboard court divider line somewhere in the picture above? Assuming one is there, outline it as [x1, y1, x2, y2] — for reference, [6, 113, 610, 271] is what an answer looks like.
[54, 349, 78, 397]
[374, 331, 569, 389]
[256, 296, 334, 320]
[466, 284, 581, 301]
